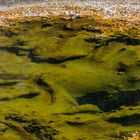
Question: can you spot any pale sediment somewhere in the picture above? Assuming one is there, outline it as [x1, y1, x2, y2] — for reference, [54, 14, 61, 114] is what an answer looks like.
[0, 0, 140, 26]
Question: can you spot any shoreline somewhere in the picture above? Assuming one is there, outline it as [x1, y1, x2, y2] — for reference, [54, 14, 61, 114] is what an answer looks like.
[0, 0, 140, 26]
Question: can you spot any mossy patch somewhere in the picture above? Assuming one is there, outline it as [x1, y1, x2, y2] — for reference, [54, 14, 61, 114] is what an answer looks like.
[0, 17, 139, 139]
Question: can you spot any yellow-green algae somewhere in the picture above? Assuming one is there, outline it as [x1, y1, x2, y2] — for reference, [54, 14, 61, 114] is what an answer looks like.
[0, 17, 140, 140]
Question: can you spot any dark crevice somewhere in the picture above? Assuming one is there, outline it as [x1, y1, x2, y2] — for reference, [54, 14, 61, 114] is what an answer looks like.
[107, 113, 140, 126]
[29, 49, 87, 64]
[0, 97, 10, 101]
[136, 60, 140, 66]
[85, 34, 140, 48]
[0, 46, 30, 56]
[41, 22, 52, 28]
[18, 92, 40, 99]
[76, 89, 140, 112]
[66, 121, 85, 126]
[117, 62, 130, 73]
[0, 81, 19, 86]
[0, 92, 40, 102]
[36, 78, 54, 94]
[84, 38, 101, 44]
[119, 48, 127, 52]
[109, 35, 140, 46]
[0, 46, 87, 64]
[36, 78, 55, 104]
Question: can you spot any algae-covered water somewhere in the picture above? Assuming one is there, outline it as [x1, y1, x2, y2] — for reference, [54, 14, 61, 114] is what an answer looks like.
[0, 6, 140, 140]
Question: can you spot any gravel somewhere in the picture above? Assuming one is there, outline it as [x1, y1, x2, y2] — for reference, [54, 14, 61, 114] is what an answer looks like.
[0, 0, 139, 21]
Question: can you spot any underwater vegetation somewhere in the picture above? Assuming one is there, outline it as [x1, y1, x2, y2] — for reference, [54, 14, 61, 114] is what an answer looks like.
[0, 17, 140, 140]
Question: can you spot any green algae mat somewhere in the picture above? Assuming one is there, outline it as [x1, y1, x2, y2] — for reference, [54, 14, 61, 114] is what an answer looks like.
[0, 18, 140, 140]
